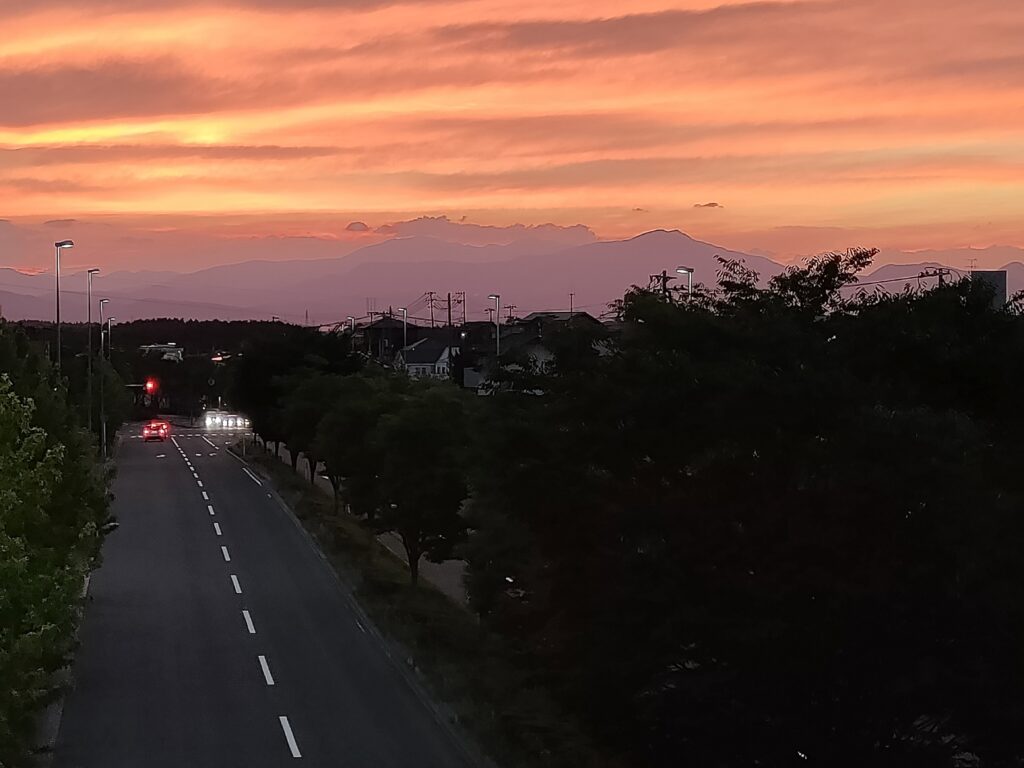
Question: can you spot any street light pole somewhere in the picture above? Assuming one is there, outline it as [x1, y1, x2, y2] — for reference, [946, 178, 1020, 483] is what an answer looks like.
[676, 266, 694, 299]
[98, 299, 110, 459]
[488, 294, 501, 358]
[54, 240, 74, 369]
[106, 317, 115, 359]
[86, 268, 100, 432]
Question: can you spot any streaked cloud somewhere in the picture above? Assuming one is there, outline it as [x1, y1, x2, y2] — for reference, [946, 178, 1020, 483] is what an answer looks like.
[0, 0, 1020, 271]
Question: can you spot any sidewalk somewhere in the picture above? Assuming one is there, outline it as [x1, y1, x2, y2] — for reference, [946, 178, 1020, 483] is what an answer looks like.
[258, 439, 469, 605]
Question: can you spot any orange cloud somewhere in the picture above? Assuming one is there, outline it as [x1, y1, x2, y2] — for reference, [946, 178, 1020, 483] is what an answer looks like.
[0, 0, 1020, 268]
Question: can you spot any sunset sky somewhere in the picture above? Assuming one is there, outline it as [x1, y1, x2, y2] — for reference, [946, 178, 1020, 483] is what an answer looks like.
[2, 0, 1023, 272]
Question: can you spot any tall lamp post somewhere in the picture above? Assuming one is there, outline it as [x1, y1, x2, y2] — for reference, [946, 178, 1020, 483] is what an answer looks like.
[487, 293, 501, 358]
[98, 300, 110, 458]
[54, 240, 74, 369]
[676, 266, 694, 298]
[106, 316, 115, 359]
[86, 269, 100, 431]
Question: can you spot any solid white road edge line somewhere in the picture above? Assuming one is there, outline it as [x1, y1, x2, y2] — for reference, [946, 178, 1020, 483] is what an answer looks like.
[221, 545, 231, 562]
[202, 436, 218, 448]
[231, 574, 242, 594]
[242, 467, 263, 486]
[243, 610, 256, 634]
[279, 716, 302, 758]
[258, 655, 275, 686]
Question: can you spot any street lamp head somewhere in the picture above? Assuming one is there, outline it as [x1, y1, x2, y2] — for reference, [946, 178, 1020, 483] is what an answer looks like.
[397, 307, 407, 312]
[488, 293, 500, 300]
[676, 266, 694, 275]
[55, 240, 74, 249]
[99, 298, 110, 305]
[87, 268, 100, 274]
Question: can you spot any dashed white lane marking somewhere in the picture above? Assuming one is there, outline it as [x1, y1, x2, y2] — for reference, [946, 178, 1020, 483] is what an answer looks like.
[355, 619, 367, 633]
[231, 574, 242, 594]
[279, 716, 302, 758]
[195, 453, 203, 457]
[202, 491, 209, 500]
[208, 504, 216, 515]
[242, 467, 263, 486]
[242, 610, 256, 634]
[213, 522, 222, 536]
[208, 452, 217, 456]
[192, 472, 199, 479]
[156, 454, 166, 458]
[202, 436, 218, 449]
[197, 480, 204, 488]
[221, 545, 231, 562]
[258, 655, 275, 686]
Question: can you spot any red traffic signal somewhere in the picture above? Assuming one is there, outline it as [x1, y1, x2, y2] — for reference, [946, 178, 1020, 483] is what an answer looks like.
[145, 378, 158, 394]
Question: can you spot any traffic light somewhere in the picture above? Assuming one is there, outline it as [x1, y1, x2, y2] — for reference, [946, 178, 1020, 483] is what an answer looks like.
[145, 378, 158, 395]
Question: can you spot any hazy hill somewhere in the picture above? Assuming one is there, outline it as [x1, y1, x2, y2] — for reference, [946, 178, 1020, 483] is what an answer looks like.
[3, 233, 1022, 323]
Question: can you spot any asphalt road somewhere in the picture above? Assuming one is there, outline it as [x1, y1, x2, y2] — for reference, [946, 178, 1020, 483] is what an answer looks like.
[54, 426, 472, 768]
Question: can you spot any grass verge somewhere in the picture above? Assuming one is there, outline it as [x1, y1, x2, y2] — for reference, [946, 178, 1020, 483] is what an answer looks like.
[243, 447, 612, 768]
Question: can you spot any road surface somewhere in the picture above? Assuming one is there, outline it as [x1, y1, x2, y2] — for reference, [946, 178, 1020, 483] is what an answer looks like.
[54, 426, 472, 768]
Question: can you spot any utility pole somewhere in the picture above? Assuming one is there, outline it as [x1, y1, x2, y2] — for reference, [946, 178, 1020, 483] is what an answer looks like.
[569, 292, 574, 317]
[447, 292, 453, 327]
[426, 291, 436, 327]
[457, 291, 466, 325]
[86, 268, 99, 432]
[506, 304, 517, 320]
[650, 270, 672, 298]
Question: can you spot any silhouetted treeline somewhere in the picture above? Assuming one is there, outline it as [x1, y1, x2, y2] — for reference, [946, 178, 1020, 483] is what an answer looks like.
[230, 250, 1024, 767]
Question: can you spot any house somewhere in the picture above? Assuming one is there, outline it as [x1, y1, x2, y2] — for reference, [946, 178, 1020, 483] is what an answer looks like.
[395, 337, 457, 379]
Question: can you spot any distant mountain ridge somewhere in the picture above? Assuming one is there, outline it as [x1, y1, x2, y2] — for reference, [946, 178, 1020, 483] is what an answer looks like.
[2, 232, 1022, 323]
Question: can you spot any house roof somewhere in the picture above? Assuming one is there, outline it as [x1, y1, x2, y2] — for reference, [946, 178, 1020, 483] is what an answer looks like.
[520, 310, 601, 325]
[401, 337, 450, 364]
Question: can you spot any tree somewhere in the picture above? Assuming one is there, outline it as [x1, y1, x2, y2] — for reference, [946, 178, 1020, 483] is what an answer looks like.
[313, 373, 399, 515]
[0, 322, 111, 765]
[373, 383, 469, 585]
[461, 251, 1024, 767]
[229, 326, 358, 456]
[281, 374, 347, 482]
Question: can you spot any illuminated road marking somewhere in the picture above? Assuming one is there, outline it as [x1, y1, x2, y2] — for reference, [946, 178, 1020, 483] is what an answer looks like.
[258, 655, 275, 686]
[279, 716, 301, 758]
[243, 610, 256, 634]
[221, 546, 231, 562]
[231, 575, 242, 594]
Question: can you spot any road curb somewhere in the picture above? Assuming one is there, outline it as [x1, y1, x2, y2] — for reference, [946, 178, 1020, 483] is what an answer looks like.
[229, 445, 492, 768]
